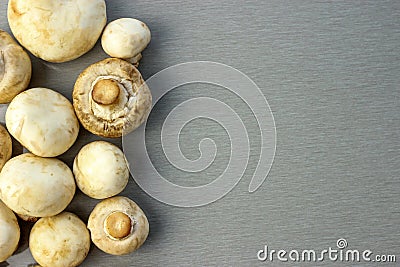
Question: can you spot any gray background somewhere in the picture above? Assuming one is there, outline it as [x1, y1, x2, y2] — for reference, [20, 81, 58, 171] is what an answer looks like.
[1, 0, 400, 266]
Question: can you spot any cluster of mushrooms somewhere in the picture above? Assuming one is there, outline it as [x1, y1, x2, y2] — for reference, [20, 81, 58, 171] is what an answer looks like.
[0, 0, 153, 266]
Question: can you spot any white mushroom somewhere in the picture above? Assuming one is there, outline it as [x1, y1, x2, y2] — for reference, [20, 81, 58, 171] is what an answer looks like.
[73, 141, 129, 199]
[0, 200, 20, 262]
[30, 212, 90, 267]
[0, 124, 12, 171]
[0, 30, 31, 103]
[0, 153, 76, 218]
[87, 196, 149, 255]
[7, 0, 107, 63]
[73, 58, 152, 137]
[6, 88, 79, 157]
[101, 18, 151, 65]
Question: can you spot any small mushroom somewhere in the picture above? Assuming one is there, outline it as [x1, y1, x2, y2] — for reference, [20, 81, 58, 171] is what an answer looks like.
[30, 212, 90, 267]
[73, 58, 152, 137]
[7, 0, 107, 63]
[0, 124, 12, 171]
[0, 153, 76, 218]
[0, 30, 31, 103]
[6, 88, 79, 157]
[0, 200, 20, 262]
[101, 18, 151, 65]
[87, 196, 149, 255]
[73, 141, 129, 199]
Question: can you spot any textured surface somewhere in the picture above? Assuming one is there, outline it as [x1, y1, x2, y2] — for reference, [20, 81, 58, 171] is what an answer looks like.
[1, 0, 400, 266]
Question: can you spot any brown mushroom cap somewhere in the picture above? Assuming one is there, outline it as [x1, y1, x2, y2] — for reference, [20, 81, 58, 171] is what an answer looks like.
[73, 58, 152, 137]
[0, 124, 12, 171]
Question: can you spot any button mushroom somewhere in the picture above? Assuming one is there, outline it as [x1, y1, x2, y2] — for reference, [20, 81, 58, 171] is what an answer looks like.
[29, 212, 90, 267]
[6, 88, 79, 157]
[101, 18, 151, 65]
[87, 196, 149, 255]
[0, 200, 20, 262]
[0, 30, 31, 103]
[73, 58, 152, 137]
[0, 153, 76, 218]
[0, 124, 12, 171]
[73, 141, 129, 199]
[7, 0, 107, 63]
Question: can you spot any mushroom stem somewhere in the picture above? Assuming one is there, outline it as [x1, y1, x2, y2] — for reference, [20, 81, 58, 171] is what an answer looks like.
[92, 79, 120, 105]
[104, 211, 134, 240]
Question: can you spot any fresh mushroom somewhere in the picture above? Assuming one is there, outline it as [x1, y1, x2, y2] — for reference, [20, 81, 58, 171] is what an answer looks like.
[0, 124, 12, 171]
[87, 196, 149, 255]
[0, 30, 31, 103]
[0, 200, 20, 262]
[7, 0, 107, 63]
[101, 18, 151, 65]
[6, 88, 79, 157]
[0, 153, 76, 218]
[73, 58, 152, 137]
[30, 212, 90, 267]
[73, 141, 129, 199]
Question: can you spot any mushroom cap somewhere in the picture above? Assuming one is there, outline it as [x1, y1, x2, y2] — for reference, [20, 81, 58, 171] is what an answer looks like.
[7, 0, 107, 63]
[0, 30, 31, 103]
[6, 88, 79, 157]
[73, 58, 152, 138]
[0, 200, 20, 262]
[101, 18, 151, 59]
[87, 196, 149, 255]
[30, 212, 90, 267]
[0, 153, 76, 218]
[0, 124, 12, 171]
[73, 141, 129, 199]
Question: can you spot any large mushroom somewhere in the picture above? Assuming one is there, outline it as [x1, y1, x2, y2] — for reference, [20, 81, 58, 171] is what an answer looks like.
[0, 153, 76, 218]
[87, 196, 149, 255]
[73, 58, 152, 137]
[6, 88, 79, 157]
[7, 0, 107, 63]
[0, 124, 12, 171]
[0, 200, 20, 262]
[0, 30, 31, 103]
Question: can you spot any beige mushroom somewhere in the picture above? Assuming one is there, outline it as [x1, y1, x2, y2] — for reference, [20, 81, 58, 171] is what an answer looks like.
[0, 153, 76, 218]
[6, 88, 79, 157]
[73, 141, 129, 199]
[0, 30, 31, 103]
[73, 58, 152, 138]
[87, 196, 149, 255]
[0, 200, 20, 262]
[7, 0, 107, 63]
[0, 124, 12, 171]
[101, 18, 151, 65]
[30, 212, 90, 267]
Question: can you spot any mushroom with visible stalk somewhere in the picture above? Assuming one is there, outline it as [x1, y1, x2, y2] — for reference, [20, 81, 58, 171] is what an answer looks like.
[0, 153, 76, 218]
[7, 0, 107, 63]
[6, 88, 80, 157]
[0, 124, 12, 171]
[101, 18, 151, 66]
[73, 141, 129, 199]
[30, 212, 90, 267]
[0, 200, 20, 262]
[0, 30, 31, 103]
[87, 196, 149, 255]
[73, 58, 152, 138]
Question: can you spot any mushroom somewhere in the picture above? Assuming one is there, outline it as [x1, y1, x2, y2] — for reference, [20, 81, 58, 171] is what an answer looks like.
[0, 124, 12, 171]
[0, 153, 76, 218]
[7, 0, 107, 63]
[0, 200, 20, 262]
[6, 88, 79, 157]
[30, 212, 90, 267]
[101, 18, 151, 65]
[73, 58, 152, 137]
[73, 141, 129, 199]
[0, 30, 31, 103]
[87, 196, 149, 255]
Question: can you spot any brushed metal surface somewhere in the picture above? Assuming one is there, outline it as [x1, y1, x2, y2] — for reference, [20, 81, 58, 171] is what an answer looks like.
[1, 0, 399, 266]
